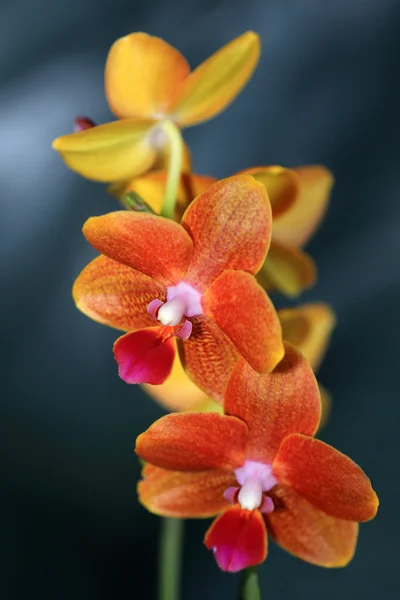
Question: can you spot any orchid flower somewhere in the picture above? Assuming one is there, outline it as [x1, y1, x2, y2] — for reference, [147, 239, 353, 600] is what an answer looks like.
[254, 165, 334, 296]
[52, 32, 259, 183]
[143, 302, 336, 420]
[136, 343, 378, 572]
[279, 302, 336, 425]
[73, 175, 283, 397]
[111, 165, 333, 296]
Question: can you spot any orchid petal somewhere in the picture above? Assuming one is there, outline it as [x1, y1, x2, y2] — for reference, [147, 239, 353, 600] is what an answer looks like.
[73, 255, 165, 331]
[224, 343, 321, 463]
[169, 32, 260, 127]
[278, 303, 336, 372]
[82, 211, 193, 285]
[265, 485, 358, 567]
[273, 166, 334, 247]
[273, 434, 379, 522]
[203, 270, 284, 373]
[138, 464, 235, 518]
[52, 118, 158, 182]
[258, 240, 316, 297]
[178, 315, 240, 404]
[135, 412, 248, 471]
[110, 171, 216, 221]
[204, 505, 267, 572]
[318, 384, 332, 429]
[142, 345, 210, 412]
[113, 328, 175, 384]
[182, 175, 271, 289]
[105, 32, 190, 119]
[240, 166, 300, 218]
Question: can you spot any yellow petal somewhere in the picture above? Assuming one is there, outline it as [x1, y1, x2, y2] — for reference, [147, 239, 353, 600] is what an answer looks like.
[239, 166, 300, 218]
[278, 303, 336, 372]
[52, 118, 158, 182]
[105, 32, 190, 119]
[197, 398, 223, 414]
[257, 240, 316, 297]
[170, 31, 260, 127]
[110, 171, 216, 220]
[273, 166, 334, 247]
[318, 384, 332, 430]
[142, 346, 210, 412]
[107, 139, 193, 204]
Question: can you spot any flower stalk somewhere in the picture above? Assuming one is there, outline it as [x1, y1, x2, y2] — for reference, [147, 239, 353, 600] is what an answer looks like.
[239, 567, 261, 600]
[158, 517, 184, 600]
[160, 119, 184, 220]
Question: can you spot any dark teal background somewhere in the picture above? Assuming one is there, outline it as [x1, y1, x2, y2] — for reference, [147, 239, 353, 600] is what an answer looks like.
[2, 0, 399, 598]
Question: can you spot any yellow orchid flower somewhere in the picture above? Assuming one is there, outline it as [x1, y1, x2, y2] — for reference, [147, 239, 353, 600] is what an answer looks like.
[111, 165, 333, 296]
[52, 31, 260, 183]
[143, 302, 336, 430]
[278, 302, 336, 427]
[253, 165, 334, 297]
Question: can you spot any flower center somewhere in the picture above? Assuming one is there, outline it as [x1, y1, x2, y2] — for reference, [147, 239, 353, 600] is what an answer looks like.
[147, 282, 203, 339]
[158, 297, 187, 326]
[224, 460, 278, 513]
[149, 124, 168, 148]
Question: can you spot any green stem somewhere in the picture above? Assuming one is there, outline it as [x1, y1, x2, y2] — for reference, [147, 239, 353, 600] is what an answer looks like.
[159, 119, 184, 219]
[158, 517, 184, 600]
[239, 566, 261, 600]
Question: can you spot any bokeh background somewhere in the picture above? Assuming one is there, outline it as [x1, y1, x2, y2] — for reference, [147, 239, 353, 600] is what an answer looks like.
[3, 0, 399, 598]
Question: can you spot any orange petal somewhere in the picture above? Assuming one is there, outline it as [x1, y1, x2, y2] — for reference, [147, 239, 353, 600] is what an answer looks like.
[265, 485, 358, 567]
[105, 32, 190, 119]
[278, 303, 336, 372]
[204, 506, 267, 572]
[178, 315, 240, 404]
[170, 32, 260, 127]
[239, 166, 300, 218]
[111, 171, 216, 221]
[257, 239, 316, 297]
[82, 211, 193, 285]
[224, 343, 321, 463]
[52, 118, 158, 182]
[136, 412, 248, 471]
[138, 464, 235, 518]
[273, 166, 334, 248]
[203, 270, 284, 373]
[73, 255, 165, 331]
[182, 175, 271, 289]
[273, 434, 379, 522]
[142, 344, 210, 411]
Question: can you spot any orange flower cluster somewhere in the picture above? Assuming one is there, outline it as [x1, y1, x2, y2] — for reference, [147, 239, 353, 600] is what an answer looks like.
[53, 32, 378, 574]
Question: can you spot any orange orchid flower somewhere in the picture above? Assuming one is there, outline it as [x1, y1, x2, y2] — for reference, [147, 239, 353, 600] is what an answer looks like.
[73, 175, 284, 397]
[143, 302, 336, 418]
[136, 344, 378, 572]
[52, 31, 260, 183]
[112, 165, 333, 296]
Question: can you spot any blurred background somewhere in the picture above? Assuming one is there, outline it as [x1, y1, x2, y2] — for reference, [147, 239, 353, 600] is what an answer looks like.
[2, 0, 399, 598]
